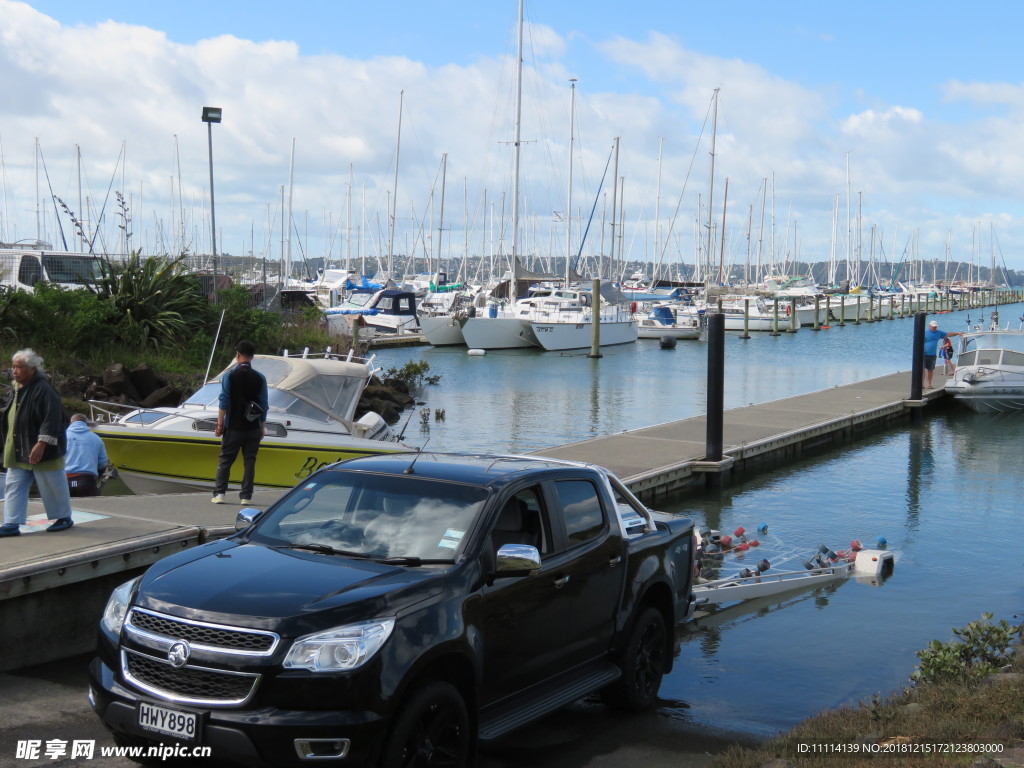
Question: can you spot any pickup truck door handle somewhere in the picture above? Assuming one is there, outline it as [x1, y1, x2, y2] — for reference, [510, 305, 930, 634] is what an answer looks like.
[608, 555, 622, 567]
[554, 575, 571, 589]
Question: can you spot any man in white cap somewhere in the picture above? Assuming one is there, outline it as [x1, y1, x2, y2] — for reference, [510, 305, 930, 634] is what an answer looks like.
[923, 319, 964, 389]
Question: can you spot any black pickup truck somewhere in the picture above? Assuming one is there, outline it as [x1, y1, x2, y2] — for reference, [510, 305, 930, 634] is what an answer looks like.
[90, 452, 697, 767]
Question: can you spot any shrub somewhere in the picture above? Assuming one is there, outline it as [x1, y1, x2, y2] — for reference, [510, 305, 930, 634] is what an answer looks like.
[911, 613, 1021, 685]
[382, 360, 440, 393]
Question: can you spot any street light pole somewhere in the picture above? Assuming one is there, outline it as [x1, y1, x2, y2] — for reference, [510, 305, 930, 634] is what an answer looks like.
[201, 106, 222, 292]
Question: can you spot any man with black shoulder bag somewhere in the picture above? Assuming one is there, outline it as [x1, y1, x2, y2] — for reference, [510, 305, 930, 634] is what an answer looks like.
[212, 340, 269, 505]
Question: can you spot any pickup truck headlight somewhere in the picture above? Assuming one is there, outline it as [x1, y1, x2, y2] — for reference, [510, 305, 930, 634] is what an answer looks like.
[100, 576, 141, 635]
[283, 618, 396, 672]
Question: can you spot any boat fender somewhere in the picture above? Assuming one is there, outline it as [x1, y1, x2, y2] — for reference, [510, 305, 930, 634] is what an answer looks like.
[758, 559, 770, 573]
[785, 305, 792, 317]
[757, 523, 768, 533]
[850, 539, 863, 551]
[876, 536, 887, 548]
[719, 534, 732, 548]
[734, 526, 745, 538]
[735, 543, 749, 552]
[630, 301, 637, 314]
[748, 540, 759, 547]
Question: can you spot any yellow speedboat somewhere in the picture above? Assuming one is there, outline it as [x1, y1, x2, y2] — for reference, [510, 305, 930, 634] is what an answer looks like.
[90, 352, 411, 494]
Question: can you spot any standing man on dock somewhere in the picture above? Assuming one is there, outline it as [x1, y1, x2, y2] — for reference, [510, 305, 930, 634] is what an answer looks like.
[923, 320, 964, 390]
[212, 340, 268, 505]
[0, 349, 74, 536]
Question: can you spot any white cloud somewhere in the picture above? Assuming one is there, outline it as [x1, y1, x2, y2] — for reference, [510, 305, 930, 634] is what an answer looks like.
[1, 1, 1023, 275]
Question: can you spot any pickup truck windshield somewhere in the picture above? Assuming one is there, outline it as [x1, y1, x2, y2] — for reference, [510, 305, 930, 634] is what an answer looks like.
[249, 470, 488, 561]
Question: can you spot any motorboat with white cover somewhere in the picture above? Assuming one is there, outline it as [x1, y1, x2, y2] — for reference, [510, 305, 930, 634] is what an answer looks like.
[944, 329, 1024, 413]
[635, 303, 702, 340]
[89, 352, 410, 494]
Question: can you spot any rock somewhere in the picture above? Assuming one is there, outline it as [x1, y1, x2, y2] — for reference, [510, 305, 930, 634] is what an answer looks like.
[103, 363, 141, 403]
[128, 363, 166, 400]
[139, 385, 182, 409]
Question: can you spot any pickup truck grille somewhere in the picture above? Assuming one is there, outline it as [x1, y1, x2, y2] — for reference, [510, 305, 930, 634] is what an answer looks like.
[127, 608, 278, 654]
[122, 649, 260, 706]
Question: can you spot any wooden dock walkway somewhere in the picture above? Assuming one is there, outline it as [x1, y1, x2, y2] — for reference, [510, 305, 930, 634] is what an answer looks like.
[0, 369, 949, 669]
[533, 369, 943, 499]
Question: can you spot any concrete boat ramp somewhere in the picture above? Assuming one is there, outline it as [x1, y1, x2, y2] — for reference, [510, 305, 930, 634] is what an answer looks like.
[0, 369, 946, 670]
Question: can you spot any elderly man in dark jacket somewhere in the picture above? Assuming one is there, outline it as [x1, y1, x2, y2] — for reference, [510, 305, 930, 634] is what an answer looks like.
[0, 348, 74, 537]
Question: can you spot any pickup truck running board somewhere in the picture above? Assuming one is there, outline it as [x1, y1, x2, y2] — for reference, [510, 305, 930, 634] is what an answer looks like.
[478, 662, 621, 741]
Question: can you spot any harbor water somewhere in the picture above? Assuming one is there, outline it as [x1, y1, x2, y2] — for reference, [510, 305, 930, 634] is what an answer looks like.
[371, 303, 1024, 737]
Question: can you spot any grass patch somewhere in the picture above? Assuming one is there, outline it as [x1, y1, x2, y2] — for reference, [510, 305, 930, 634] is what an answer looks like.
[712, 651, 1024, 767]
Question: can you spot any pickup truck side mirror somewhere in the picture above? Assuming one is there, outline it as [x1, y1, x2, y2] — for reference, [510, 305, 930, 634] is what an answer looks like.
[494, 543, 541, 577]
[235, 507, 265, 532]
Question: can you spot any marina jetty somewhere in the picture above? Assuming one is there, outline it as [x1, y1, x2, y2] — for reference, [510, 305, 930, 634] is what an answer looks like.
[0, 366, 948, 671]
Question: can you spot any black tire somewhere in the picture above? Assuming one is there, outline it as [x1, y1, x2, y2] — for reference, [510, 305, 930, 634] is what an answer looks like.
[603, 605, 668, 712]
[379, 681, 471, 768]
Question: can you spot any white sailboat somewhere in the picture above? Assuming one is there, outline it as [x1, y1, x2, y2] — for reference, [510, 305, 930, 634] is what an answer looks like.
[459, 0, 537, 351]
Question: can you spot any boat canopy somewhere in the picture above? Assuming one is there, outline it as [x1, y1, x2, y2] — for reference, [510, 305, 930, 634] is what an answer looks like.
[189, 355, 371, 424]
[962, 332, 1024, 352]
[650, 305, 675, 325]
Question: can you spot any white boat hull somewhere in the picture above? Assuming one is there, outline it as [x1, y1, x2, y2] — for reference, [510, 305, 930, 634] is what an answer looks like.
[460, 316, 540, 349]
[947, 382, 1024, 413]
[637, 321, 701, 340]
[531, 318, 638, 351]
[420, 314, 466, 346]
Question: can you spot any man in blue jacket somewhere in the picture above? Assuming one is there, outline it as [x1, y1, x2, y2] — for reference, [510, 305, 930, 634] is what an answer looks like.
[65, 414, 109, 497]
[212, 340, 269, 505]
[923, 319, 964, 389]
[0, 349, 74, 537]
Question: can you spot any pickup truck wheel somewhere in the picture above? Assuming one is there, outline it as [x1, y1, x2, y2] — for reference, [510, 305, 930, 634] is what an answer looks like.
[603, 605, 667, 713]
[379, 681, 471, 768]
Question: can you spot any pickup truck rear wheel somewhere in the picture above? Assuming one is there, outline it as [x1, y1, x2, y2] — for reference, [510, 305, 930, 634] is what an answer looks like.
[379, 681, 471, 768]
[603, 605, 667, 712]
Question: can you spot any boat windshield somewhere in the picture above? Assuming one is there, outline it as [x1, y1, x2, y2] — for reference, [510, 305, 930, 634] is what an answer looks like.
[962, 333, 1024, 356]
[249, 469, 488, 561]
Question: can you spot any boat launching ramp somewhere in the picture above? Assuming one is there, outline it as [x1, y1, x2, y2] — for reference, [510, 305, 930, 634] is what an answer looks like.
[0, 369, 948, 670]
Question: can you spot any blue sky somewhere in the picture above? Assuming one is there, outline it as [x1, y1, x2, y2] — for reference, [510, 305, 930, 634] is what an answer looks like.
[4, 0, 1024, 278]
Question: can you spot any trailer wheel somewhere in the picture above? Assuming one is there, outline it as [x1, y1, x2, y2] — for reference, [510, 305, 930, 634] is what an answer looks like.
[603, 605, 667, 712]
[379, 681, 471, 768]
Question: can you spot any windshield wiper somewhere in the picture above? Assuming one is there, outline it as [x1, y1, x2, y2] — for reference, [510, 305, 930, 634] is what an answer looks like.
[373, 556, 453, 567]
[274, 543, 371, 558]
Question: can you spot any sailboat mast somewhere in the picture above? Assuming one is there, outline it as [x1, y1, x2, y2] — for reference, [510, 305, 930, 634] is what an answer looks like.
[387, 90, 404, 279]
[285, 138, 295, 282]
[511, 0, 524, 264]
[705, 88, 719, 283]
[437, 152, 447, 272]
[565, 78, 576, 283]
[608, 137, 619, 278]
[654, 136, 663, 287]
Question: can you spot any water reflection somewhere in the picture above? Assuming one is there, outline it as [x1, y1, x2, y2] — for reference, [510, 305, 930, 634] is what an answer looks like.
[374, 305, 1024, 737]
